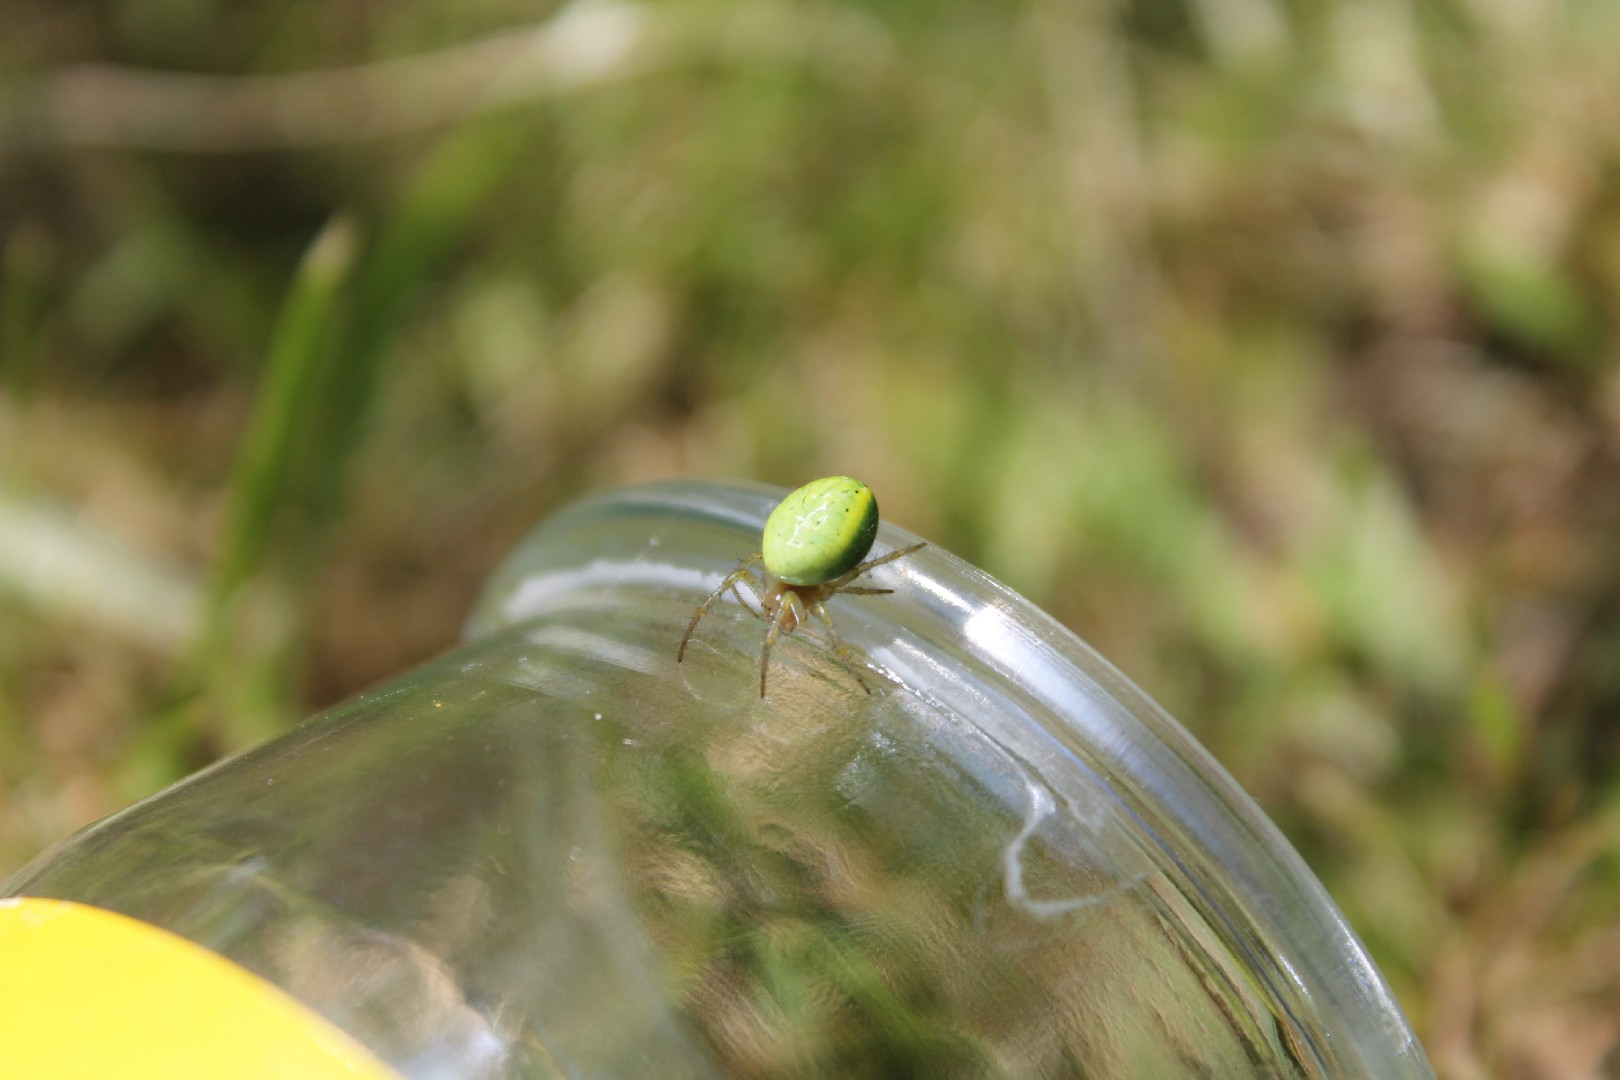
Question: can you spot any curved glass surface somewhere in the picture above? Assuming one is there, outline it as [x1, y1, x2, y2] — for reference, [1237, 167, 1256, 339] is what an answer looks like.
[7, 479, 1433, 1078]
[470, 479, 1431, 1077]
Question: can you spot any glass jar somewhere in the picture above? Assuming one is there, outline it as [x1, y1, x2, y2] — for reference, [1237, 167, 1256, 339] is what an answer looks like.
[4, 480, 1434, 1079]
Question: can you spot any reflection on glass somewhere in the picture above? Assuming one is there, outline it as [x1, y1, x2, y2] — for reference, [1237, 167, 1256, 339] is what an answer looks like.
[5, 481, 1434, 1079]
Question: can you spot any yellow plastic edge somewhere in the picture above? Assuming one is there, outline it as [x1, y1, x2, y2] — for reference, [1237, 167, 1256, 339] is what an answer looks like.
[0, 896, 404, 1080]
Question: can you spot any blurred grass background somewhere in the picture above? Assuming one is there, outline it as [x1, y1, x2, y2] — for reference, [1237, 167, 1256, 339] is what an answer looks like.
[3, 0, 1620, 1074]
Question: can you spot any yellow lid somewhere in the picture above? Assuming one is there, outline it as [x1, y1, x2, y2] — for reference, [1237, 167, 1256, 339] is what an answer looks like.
[0, 896, 403, 1080]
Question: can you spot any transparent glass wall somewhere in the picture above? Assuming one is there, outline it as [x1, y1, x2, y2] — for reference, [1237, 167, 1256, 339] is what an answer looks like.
[5, 481, 1434, 1079]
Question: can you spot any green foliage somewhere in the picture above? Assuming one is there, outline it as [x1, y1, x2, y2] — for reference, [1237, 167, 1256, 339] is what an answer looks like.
[210, 216, 360, 618]
[4, 0, 1620, 1069]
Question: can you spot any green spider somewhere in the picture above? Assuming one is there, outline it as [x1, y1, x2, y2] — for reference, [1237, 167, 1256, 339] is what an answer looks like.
[677, 476, 926, 697]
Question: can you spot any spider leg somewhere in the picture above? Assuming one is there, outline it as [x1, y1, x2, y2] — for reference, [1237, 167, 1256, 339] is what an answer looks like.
[826, 541, 926, 590]
[678, 556, 765, 663]
[732, 559, 771, 619]
[730, 579, 766, 620]
[834, 586, 892, 596]
[810, 599, 872, 694]
[758, 591, 796, 698]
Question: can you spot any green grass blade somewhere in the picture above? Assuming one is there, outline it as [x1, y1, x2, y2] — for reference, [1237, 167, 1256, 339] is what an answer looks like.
[206, 215, 360, 622]
[297, 119, 533, 532]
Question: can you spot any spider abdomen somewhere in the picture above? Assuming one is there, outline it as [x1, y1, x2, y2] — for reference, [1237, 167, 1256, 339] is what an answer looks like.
[761, 476, 879, 586]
